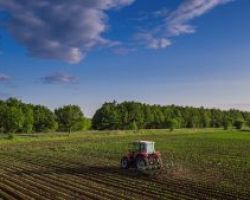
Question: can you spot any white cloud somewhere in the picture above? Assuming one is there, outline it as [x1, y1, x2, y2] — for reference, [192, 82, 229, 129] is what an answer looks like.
[0, 0, 135, 63]
[0, 0, 234, 58]
[136, 0, 233, 49]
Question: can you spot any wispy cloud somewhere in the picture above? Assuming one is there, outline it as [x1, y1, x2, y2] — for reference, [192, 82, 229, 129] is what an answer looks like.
[152, 8, 170, 18]
[0, 0, 135, 64]
[136, 0, 233, 49]
[135, 33, 171, 49]
[42, 72, 78, 84]
[167, 0, 233, 36]
[0, 73, 10, 82]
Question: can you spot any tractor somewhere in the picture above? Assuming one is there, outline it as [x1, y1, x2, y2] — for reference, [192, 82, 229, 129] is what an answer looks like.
[120, 141, 162, 174]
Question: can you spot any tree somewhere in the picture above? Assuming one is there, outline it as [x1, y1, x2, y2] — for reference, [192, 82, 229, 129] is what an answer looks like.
[22, 105, 34, 133]
[55, 105, 86, 134]
[234, 120, 244, 130]
[151, 106, 164, 129]
[167, 119, 178, 132]
[83, 118, 92, 130]
[210, 109, 223, 127]
[128, 120, 138, 130]
[0, 101, 6, 133]
[0, 98, 25, 133]
[92, 102, 120, 130]
[33, 105, 57, 132]
[200, 111, 210, 128]
[229, 109, 244, 127]
[2, 106, 24, 133]
[143, 106, 154, 128]
[223, 119, 231, 130]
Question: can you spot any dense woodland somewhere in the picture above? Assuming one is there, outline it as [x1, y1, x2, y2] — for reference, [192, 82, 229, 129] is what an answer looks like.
[92, 101, 248, 130]
[0, 98, 91, 133]
[0, 98, 248, 133]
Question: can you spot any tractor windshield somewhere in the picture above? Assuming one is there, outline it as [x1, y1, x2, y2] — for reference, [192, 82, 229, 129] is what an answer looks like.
[146, 142, 155, 154]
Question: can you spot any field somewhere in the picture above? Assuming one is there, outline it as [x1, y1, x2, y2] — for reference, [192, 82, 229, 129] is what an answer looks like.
[0, 129, 249, 200]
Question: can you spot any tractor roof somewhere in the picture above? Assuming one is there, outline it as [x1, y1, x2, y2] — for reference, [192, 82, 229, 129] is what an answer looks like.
[133, 141, 154, 144]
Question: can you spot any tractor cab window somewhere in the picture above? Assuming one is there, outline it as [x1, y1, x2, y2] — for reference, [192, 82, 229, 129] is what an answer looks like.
[146, 143, 155, 154]
[131, 142, 146, 152]
[140, 143, 146, 152]
[130, 142, 155, 153]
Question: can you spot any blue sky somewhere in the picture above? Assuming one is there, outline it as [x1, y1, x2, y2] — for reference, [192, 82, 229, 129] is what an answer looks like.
[0, 0, 249, 117]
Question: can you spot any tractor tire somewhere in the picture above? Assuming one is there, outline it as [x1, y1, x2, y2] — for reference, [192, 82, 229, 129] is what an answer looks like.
[121, 157, 129, 169]
[136, 157, 148, 171]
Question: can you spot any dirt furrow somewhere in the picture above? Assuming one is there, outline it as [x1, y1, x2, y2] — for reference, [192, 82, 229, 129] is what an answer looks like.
[1, 154, 247, 200]
[1, 161, 166, 200]
[0, 155, 212, 200]
[0, 167, 85, 200]
[0, 188, 16, 200]
[4, 156, 184, 199]
[19, 156, 215, 199]
[0, 173, 68, 200]
[0, 181, 33, 200]
[0, 156, 166, 199]
[1, 163, 128, 200]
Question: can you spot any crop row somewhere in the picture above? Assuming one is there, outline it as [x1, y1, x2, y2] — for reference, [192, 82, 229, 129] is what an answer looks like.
[0, 155, 194, 200]
[0, 160, 169, 200]
[0, 153, 248, 200]
[0, 159, 158, 199]
[16, 154, 250, 199]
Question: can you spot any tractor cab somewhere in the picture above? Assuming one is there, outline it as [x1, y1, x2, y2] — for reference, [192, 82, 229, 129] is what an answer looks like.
[129, 141, 155, 154]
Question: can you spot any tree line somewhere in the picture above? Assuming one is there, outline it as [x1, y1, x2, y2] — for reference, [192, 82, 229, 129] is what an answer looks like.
[0, 98, 91, 134]
[92, 101, 248, 130]
[0, 98, 248, 133]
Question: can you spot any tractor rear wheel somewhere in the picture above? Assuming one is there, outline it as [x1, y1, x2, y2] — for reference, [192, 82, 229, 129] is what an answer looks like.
[136, 157, 147, 170]
[121, 157, 129, 169]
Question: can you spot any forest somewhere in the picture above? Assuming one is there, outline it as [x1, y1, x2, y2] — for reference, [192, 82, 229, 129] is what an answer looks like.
[0, 98, 248, 133]
[92, 101, 248, 130]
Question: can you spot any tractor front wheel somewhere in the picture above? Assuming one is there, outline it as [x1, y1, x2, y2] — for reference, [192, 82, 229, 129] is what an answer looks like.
[121, 157, 129, 169]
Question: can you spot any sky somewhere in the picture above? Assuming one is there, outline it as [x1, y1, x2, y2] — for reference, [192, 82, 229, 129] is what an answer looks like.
[0, 0, 249, 117]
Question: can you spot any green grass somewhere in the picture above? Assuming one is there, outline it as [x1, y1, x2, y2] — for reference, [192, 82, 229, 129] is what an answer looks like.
[0, 128, 249, 196]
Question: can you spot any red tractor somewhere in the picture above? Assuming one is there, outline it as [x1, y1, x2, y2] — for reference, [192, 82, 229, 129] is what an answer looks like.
[120, 141, 162, 173]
